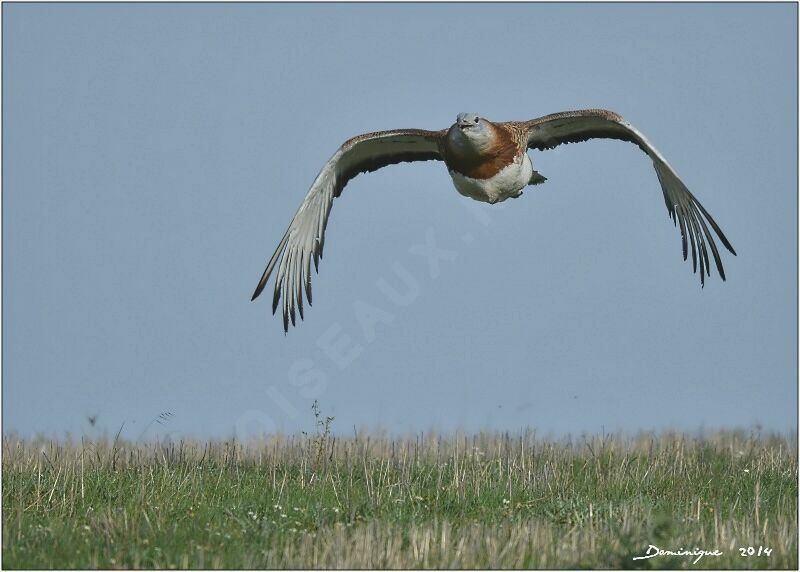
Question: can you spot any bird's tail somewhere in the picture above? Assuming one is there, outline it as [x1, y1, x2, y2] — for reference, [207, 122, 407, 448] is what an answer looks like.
[529, 170, 547, 185]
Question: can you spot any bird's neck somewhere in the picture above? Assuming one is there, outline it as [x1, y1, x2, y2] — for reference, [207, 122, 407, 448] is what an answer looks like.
[444, 124, 520, 179]
[446, 125, 495, 157]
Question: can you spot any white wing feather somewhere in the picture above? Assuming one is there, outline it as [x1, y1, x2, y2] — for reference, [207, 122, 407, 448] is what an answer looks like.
[523, 109, 736, 283]
[252, 130, 444, 331]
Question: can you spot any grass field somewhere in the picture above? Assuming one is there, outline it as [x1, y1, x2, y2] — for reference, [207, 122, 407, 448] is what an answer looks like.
[2, 424, 797, 569]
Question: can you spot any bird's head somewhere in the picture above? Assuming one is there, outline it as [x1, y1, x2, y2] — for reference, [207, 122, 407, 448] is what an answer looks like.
[448, 113, 495, 154]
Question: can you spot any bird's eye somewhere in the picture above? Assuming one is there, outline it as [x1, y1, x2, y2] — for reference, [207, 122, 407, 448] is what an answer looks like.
[474, 117, 480, 123]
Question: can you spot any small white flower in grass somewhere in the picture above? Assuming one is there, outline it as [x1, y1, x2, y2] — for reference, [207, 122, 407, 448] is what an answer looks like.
[502, 498, 510, 505]
[744, 469, 750, 473]
[332, 507, 340, 513]
[280, 513, 287, 518]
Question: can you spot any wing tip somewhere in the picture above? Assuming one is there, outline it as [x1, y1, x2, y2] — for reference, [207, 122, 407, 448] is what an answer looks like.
[251, 275, 269, 301]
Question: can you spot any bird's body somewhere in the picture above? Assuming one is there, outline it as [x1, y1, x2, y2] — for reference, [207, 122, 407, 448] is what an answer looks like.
[252, 109, 736, 331]
[442, 113, 537, 203]
[448, 153, 533, 203]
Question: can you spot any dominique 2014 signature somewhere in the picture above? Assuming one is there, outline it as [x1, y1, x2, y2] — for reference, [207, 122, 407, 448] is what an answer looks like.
[632, 544, 772, 564]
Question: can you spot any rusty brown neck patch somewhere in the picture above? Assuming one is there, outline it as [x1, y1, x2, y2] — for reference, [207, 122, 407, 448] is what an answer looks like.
[442, 123, 521, 180]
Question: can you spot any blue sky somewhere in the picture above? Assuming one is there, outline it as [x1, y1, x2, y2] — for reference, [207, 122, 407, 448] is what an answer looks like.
[3, 3, 796, 440]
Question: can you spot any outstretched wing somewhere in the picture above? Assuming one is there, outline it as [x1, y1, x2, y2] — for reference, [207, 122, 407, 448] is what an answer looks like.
[252, 128, 445, 331]
[519, 109, 736, 283]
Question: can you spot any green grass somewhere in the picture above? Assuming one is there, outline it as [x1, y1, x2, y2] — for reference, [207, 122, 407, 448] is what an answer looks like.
[3, 428, 796, 569]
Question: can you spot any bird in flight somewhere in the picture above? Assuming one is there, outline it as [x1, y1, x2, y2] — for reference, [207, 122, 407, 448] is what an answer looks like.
[252, 109, 736, 331]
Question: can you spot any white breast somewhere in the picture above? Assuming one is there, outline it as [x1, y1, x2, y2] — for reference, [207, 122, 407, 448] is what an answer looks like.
[449, 154, 533, 204]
